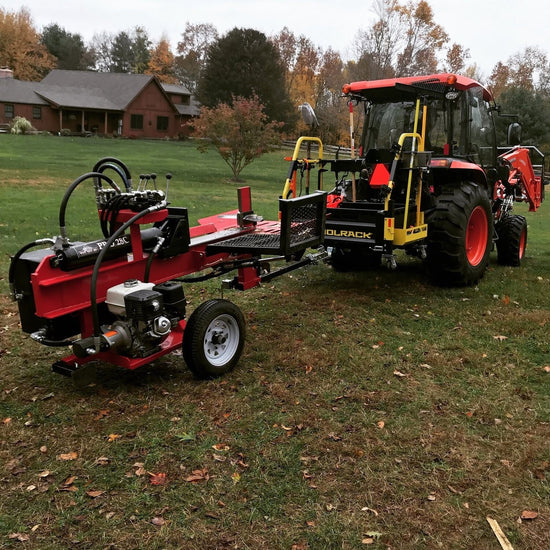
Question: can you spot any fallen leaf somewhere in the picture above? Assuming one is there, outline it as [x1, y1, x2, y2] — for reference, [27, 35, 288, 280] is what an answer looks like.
[427, 494, 436, 501]
[377, 421, 385, 429]
[362, 538, 375, 545]
[8, 533, 30, 542]
[520, 510, 538, 520]
[149, 472, 167, 486]
[86, 490, 105, 498]
[94, 456, 110, 466]
[493, 335, 508, 341]
[151, 516, 165, 526]
[94, 409, 110, 420]
[2, 417, 11, 424]
[502, 295, 510, 305]
[57, 451, 78, 461]
[231, 472, 241, 484]
[107, 433, 121, 442]
[39, 446, 47, 453]
[185, 469, 209, 483]
[393, 370, 408, 378]
[38, 470, 51, 478]
[212, 443, 230, 451]
[543, 366, 550, 373]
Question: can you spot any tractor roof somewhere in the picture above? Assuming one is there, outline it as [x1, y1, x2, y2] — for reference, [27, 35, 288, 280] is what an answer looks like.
[344, 73, 493, 103]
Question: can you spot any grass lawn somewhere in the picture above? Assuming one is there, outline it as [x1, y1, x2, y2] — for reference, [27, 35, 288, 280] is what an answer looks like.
[0, 135, 549, 549]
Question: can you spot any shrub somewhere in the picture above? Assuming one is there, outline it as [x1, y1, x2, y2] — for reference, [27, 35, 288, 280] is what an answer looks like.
[10, 116, 34, 135]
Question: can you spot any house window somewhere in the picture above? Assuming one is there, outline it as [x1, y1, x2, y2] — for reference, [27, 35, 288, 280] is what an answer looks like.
[4, 104, 14, 119]
[33, 106, 42, 120]
[182, 95, 190, 106]
[157, 116, 169, 131]
[130, 114, 144, 130]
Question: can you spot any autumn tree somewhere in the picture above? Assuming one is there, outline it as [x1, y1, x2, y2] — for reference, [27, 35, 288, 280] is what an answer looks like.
[351, 0, 449, 79]
[41, 24, 94, 70]
[175, 22, 218, 92]
[193, 95, 283, 181]
[196, 28, 294, 126]
[489, 46, 549, 97]
[271, 27, 321, 106]
[488, 47, 550, 148]
[351, 0, 402, 80]
[146, 36, 177, 83]
[444, 43, 470, 74]
[0, 7, 55, 80]
[395, 0, 448, 75]
[313, 48, 347, 145]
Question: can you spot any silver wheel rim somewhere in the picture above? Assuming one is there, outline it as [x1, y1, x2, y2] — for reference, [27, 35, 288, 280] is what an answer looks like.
[203, 314, 240, 367]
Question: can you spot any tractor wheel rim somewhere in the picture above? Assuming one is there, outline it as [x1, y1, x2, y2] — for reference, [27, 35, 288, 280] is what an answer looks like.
[203, 314, 240, 367]
[466, 206, 488, 266]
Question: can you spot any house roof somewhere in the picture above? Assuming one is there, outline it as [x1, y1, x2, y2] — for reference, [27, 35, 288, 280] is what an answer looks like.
[161, 83, 201, 117]
[0, 70, 200, 116]
[40, 70, 158, 110]
[0, 79, 49, 105]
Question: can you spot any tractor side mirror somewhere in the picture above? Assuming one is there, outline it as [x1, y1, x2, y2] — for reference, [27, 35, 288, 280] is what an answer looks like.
[507, 122, 522, 146]
[298, 102, 319, 129]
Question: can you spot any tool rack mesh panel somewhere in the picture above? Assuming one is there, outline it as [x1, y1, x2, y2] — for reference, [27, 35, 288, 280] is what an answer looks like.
[207, 192, 326, 255]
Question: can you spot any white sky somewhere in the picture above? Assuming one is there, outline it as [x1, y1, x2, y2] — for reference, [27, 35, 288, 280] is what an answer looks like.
[4, 0, 549, 82]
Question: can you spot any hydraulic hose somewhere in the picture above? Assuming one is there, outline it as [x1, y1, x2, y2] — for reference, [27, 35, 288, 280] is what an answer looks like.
[93, 157, 132, 191]
[9, 238, 55, 300]
[58, 172, 121, 245]
[89, 202, 167, 347]
[143, 236, 165, 283]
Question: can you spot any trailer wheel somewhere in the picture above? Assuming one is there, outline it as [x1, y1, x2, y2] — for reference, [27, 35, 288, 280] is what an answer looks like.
[426, 181, 493, 285]
[496, 214, 527, 266]
[182, 299, 245, 379]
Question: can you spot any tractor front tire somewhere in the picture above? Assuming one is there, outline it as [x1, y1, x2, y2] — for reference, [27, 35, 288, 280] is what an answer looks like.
[426, 181, 493, 286]
[496, 214, 527, 266]
[182, 299, 245, 379]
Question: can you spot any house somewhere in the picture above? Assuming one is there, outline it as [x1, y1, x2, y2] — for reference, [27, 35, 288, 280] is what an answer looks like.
[0, 69, 200, 138]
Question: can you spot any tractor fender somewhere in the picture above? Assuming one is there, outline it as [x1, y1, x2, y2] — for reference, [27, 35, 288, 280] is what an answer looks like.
[429, 159, 489, 193]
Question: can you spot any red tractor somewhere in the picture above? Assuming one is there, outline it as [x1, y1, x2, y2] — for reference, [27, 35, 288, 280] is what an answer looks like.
[284, 73, 545, 285]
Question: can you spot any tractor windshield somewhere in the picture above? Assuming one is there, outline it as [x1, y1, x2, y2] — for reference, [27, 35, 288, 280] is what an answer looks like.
[359, 86, 495, 168]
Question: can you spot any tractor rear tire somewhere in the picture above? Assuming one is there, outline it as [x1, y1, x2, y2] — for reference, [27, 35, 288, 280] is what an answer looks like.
[496, 214, 527, 266]
[426, 181, 493, 286]
[182, 299, 245, 379]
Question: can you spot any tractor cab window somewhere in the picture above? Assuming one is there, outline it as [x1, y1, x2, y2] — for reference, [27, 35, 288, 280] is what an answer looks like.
[362, 102, 416, 152]
[467, 87, 495, 167]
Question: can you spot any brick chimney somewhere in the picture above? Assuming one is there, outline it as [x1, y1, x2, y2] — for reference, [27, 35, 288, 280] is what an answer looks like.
[0, 67, 14, 79]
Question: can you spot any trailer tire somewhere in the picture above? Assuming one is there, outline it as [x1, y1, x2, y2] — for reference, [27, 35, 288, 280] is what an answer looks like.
[496, 214, 527, 266]
[182, 299, 245, 379]
[426, 181, 492, 286]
